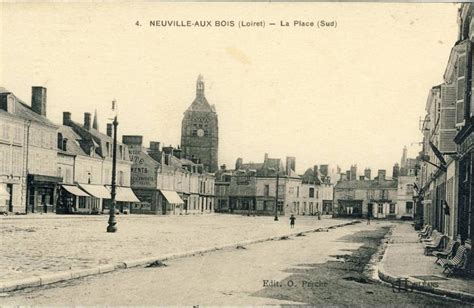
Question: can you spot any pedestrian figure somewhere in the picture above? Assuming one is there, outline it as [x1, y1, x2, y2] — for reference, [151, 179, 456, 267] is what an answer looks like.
[290, 214, 296, 228]
[367, 212, 371, 225]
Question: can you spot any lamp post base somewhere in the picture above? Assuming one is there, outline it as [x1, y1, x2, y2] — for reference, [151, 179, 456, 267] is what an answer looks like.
[107, 207, 117, 233]
[107, 224, 117, 233]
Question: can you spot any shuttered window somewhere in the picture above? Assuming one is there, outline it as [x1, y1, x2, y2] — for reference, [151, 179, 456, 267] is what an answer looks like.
[456, 50, 467, 126]
[439, 84, 457, 153]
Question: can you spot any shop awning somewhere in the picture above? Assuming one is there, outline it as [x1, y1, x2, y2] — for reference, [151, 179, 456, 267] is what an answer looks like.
[78, 184, 111, 199]
[105, 186, 140, 203]
[0, 186, 10, 200]
[160, 190, 184, 205]
[62, 185, 90, 197]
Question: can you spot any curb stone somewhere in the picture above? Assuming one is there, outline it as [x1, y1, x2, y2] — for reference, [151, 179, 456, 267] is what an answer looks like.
[376, 225, 474, 303]
[0, 219, 361, 293]
[363, 223, 395, 282]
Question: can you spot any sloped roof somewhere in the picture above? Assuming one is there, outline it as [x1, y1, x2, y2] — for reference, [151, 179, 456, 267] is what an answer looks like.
[57, 125, 87, 156]
[185, 95, 214, 113]
[240, 162, 264, 171]
[301, 168, 322, 184]
[0, 88, 57, 127]
[184, 76, 216, 113]
[67, 120, 128, 160]
[335, 179, 398, 190]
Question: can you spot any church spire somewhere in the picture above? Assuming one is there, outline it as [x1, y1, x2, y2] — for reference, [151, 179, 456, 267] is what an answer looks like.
[196, 74, 205, 97]
[92, 109, 99, 130]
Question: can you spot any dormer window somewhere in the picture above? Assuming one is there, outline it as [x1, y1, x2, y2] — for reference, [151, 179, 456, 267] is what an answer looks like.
[57, 133, 63, 150]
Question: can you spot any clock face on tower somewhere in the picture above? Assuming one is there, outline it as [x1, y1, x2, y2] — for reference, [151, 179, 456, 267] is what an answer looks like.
[197, 128, 205, 137]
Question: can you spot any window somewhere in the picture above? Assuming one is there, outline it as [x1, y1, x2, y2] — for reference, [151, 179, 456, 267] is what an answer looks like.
[119, 171, 124, 186]
[389, 203, 396, 214]
[309, 187, 315, 198]
[1, 124, 9, 141]
[297, 186, 299, 198]
[406, 202, 413, 214]
[264, 184, 269, 197]
[378, 204, 383, 214]
[78, 197, 86, 209]
[406, 184, 414, 194]
[13, 127, 22, 144]
[57, 167, 62, 178]
[57, 133, 63, 150]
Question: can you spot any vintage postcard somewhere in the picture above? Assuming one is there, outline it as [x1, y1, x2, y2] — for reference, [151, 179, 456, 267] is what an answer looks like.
[0, 1, 473, 307]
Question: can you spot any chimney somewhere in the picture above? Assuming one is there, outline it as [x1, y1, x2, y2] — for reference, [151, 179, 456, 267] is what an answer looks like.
[84, 112, 91, 130]
[264, 153, 269, 162]
[106, 123, 113, 137]
[149, 141, 161, 153]
[313, 165, 319, 183]
[162, 146, 173, 155]
[320, 165, 329, 177]
[122, 135, 143, 146]
[364, 168, 371, 180]
[63, 112, 71, 126]
[31, 87, 47, 116]
[377, 169, 386, 182]
[173, 147, 182, 159]
[220, 164, 226, 170]
[392, 163, 400, 179]
[350, 164, 357, 181]
[286, 156, 296, 174]
[340, 173, 347, 181]
[359, 175, 365, 181]
[346, 170, 351, 180]
[236, 157, 243, 170]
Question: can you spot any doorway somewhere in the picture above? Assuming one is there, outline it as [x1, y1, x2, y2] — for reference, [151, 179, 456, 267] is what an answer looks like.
[6, 184, 13, 212]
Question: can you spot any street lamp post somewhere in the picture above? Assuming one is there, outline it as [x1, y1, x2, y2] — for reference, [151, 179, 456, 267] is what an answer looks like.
[274, 169, 279, 221]
[107, 115, 118, 233]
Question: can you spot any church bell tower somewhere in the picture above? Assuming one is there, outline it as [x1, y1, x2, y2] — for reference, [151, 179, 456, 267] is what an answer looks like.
[181, 75, 219, 173]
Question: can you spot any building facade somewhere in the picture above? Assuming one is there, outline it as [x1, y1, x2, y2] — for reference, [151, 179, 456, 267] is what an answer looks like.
[334, 169, 398, 219]
[124, 136, 215, 215]
[0, 87, 61, 214]
[415, 5, 474, 272]
[56, 111, 136, 214]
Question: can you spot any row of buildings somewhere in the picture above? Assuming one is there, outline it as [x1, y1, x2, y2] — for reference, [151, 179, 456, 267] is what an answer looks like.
[415, 3, 474, 269]
[0, 78, 217, 215]
[213, 155, 337, 216]
[1, 74, 345, 217]
[332, 150, 418, 220]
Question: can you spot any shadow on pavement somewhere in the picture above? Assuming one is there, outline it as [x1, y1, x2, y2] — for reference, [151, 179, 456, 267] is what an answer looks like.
[251, 227, 470, 306]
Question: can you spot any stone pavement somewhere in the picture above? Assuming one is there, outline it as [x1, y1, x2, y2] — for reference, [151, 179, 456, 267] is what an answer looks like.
[378, 222, 474, 302]
[0, 214, 350, 285]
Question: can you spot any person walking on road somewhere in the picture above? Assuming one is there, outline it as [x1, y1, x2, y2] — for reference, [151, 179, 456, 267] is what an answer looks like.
[290, 214, 296, 228]
[367, 212, 371, 225]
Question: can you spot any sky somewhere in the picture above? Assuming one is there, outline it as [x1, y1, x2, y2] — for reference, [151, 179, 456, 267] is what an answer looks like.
[0, 2, 459, 175]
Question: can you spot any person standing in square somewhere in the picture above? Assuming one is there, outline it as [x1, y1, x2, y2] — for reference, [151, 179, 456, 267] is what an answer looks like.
[290, 214, 296, 228]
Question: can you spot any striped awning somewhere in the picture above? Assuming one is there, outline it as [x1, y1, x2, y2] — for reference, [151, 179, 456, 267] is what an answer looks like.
[106, 186, 140, 203]
[160, 190, 184, 205]
[78, 184, 111, 199]
[62, 185, 90, 197]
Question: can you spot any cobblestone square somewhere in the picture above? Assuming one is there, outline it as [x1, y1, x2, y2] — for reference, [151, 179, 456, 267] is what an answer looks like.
[0, 214, 342, 283]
